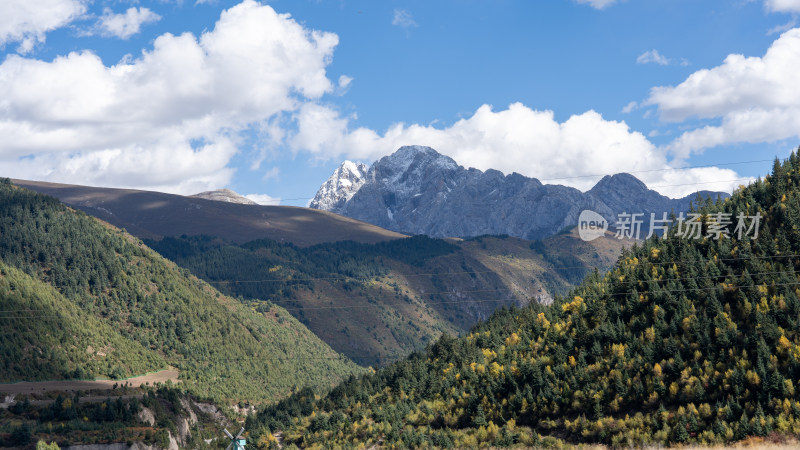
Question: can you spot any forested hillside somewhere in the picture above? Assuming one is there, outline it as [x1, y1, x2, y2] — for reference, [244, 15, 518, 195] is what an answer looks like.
[247, 152, 800, 447]
[0, 261, 164, 382]
[0, 179, 361, 402]
[144, 231, 624, 366]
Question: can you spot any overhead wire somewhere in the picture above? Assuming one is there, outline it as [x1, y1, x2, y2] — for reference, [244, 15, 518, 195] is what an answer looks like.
[4, 275, 799, 364]
[0, 158, 786, 366]
[199, 253, 800, 285]
[3, 266, 800, 318]
[4, 251, 798, 316]
[265, 158, 773, 204]
[8, 280, 800, 362]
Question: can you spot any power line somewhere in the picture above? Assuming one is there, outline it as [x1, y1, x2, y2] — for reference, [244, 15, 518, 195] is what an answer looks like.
[0, 287, 519, 315]
[266, 158, 773, 203]
[4, 249, 797, 315]
[197, 253, 800, 284]
[3, 267, 799, 318]
[6, 262, 800, 363]
[258, 267, 800, 308]
[7, 242, 790, 300]
[647, 178, 752, 190]
[189, 266, 800, 310]
[3, 277, 799, 365]
[277, 178, 754, 204]
[537, 159, 772, 183]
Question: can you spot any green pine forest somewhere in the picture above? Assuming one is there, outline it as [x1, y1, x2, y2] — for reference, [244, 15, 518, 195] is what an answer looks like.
[245, 153, 800, 447]
[0, 179, 361, 402]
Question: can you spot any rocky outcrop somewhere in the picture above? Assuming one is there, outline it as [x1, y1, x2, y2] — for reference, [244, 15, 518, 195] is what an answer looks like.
[309, 161, 368, 211]
[311, 146, 729, 240]
[138, 406, 156, 426]
[190, 189, 257, 205]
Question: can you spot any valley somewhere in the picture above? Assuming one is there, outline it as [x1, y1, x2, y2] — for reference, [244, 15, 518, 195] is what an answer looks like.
[12, 175, 631, 368]
[2, 153, 794, 448]
[0, 0, 792, 447]
[142, 231, 627, 366]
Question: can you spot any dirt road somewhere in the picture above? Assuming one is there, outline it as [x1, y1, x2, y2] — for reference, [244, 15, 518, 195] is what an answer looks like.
[0, 368, 179, 396]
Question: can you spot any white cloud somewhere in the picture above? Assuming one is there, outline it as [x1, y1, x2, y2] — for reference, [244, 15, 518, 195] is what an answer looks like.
[96, 7, 161, 39]
[338, 75, 353, 89]
[262, 166, 280, 180]
[647, 27, 800, 157]
[622, 101, 638, 113]
[647, 167, 753, 197]
[244, 193, 281, 205]
[768, 18, 797, 35]
[0, 0, 339, 194]
[765, 0, 800, 13]
[0, 0, 87, 53]
[335, 74, 353, 95]
[637, 49, 671, 65]
[575, 0, 620, 10]
[289, 102, 742, 198]
[392, 9, 417, 28]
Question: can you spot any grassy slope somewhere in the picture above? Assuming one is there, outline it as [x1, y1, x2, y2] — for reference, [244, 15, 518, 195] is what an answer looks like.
[0, 180, 362, 402]
[11, 179, 405, 246]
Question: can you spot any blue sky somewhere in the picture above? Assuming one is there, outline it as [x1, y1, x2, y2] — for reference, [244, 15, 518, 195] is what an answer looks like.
[2, 0, 800, 205]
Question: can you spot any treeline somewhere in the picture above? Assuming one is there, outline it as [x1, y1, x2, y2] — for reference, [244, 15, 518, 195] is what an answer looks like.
[0, 179, 361, 401]
[246, 151, 800, 447]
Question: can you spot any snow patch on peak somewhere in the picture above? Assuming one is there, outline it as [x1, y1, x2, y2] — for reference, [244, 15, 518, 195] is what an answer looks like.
[309, 160, 369, 212]
[374, 146, 460, 198]
[385, 146, 458, 172]
[341, 160, 365, 174]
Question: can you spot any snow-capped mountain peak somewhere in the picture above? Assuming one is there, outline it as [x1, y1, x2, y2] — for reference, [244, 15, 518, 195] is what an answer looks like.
[309, 160, 369, 212]
[309, 145, 730, 240]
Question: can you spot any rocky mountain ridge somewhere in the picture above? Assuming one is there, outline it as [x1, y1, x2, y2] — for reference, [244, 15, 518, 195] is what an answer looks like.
[312, 145, 729, 240]
[309, 161, 368, 211]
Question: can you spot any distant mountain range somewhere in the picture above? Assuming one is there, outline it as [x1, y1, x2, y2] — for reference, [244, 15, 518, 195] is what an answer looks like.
[311, 145, 729, 240]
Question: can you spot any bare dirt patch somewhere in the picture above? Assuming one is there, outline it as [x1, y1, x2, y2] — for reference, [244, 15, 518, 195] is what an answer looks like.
[0, 368, 179, 396]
